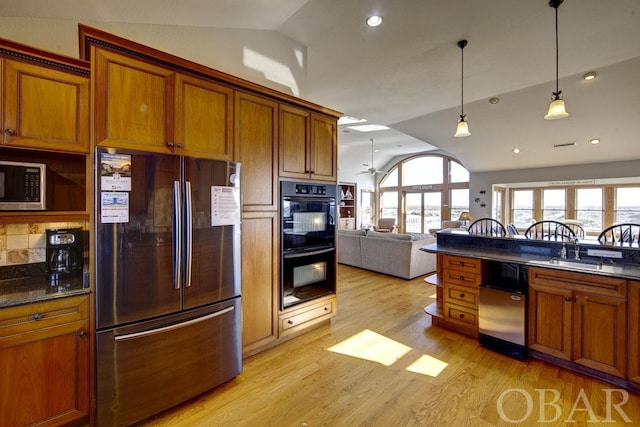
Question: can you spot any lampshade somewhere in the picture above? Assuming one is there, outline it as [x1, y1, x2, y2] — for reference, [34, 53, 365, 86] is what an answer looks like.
[454, 117, 471, 137]
[544, 96, 569, 120]
[458, 211, 472, 221]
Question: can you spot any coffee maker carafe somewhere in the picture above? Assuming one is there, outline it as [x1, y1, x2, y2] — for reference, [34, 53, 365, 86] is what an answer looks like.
[46, 228, 83, 281]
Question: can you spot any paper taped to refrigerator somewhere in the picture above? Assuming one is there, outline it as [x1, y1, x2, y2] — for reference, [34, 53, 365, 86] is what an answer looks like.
[101, 192, 129, 223]
[100, 153, 132, 191]
[211, 186, 240, 226]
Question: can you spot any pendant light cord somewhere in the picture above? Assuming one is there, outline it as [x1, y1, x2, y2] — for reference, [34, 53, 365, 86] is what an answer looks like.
[554, 4, 559, 96]
[461, 44, 465, 117]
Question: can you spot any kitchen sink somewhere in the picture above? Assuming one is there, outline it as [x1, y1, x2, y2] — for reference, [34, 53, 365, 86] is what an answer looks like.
[537, 258, 620, 274]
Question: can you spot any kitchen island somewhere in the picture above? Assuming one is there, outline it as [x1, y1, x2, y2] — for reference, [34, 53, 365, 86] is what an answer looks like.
[420, 230, 640, 392]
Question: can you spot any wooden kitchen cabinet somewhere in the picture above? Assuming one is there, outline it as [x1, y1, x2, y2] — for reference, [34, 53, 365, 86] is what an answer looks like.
[1, 47, 89, 153]
[528, 267, 627, 378]
[241, 211, 279, 356]
[279, 104, 337, 181]
[441, 255, 483, 333]
[234, 91, 279, 211]
[279, 294, 336, 338]
[93, 47, 233, 160]
[0, 295, 90, 426]
[629, 281, 640, 387]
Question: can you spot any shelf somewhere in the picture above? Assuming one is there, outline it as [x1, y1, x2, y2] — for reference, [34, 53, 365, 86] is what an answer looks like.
[424, 301, 442, 318]
[423, 273, 442, 287]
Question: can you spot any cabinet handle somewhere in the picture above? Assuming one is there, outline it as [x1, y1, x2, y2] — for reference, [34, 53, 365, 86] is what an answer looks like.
[458, 276, 465, 281]
[459, 293, 465, 298]
[458, 313, 465, 319]
[32, 313, 42, 321]
[324, 307, 329, 311]
[565, 297, 571, 302]
[287, 320, 294, 325]
[78, 330, 86, 337]
[176, 143, 184, 148]
[458, 262, 464, 266]
[4, 128, 15, 136]
[167, 141, 174, 147]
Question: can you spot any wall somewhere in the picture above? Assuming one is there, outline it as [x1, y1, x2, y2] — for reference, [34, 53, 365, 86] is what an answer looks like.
[0, 17, 307, 98]
[469, 159, 640, 220]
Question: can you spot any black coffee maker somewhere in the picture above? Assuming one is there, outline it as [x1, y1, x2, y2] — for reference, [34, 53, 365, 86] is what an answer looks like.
[46, 228, 84, 283]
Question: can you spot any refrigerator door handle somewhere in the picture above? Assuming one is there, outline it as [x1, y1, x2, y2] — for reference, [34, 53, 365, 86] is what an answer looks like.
[184, 181, 193, 287]
[173, 181, 182, 289]
[113, 305, 235, 341]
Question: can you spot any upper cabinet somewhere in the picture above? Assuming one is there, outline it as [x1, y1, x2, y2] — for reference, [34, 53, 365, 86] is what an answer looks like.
[93, 48, 233, 160]
[279, 104, 337, 182]
[1, 45, 90, 154]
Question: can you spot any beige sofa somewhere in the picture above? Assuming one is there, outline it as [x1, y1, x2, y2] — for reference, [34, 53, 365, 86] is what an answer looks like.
[337, 229, 437, 279]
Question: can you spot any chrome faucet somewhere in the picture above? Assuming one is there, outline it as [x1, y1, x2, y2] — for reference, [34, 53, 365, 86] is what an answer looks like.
[574, 238, 580, 260]
[560, 243, 567, 259]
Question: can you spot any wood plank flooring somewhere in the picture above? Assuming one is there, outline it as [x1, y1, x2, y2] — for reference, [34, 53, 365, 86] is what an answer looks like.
[137, 265, 640, 426]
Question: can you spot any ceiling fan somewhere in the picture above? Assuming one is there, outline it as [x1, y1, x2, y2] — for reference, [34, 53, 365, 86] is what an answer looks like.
[357, 139, 386, 175]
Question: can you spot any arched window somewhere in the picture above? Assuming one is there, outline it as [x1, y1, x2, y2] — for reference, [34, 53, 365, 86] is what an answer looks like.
[378, 154, 469, 233]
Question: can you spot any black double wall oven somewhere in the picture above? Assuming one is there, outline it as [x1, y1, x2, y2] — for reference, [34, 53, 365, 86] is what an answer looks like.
[280, 181, 337, 309]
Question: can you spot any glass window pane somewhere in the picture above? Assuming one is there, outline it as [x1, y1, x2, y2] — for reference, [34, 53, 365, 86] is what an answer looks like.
[450, 189, 469, 222]
[380, 167, 398, 188]
[424, 192, 442, 232]
[542, 189, 565, 221]
[402, 157, 443, 186]
[380, 191, 398, 221]
[493, 189, 503, 223]
[360, 191, 373, 227]
[616, 187, 640, 223]
[512, 190, 534, 228]
[449, 160, 469, 183]
[576, 188, 603, 232]
[405, 193, 422, 233]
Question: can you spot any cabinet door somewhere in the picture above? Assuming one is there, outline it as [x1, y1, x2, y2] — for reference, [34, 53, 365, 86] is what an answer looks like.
[241, 211, 279, 355]
[0, 297, 89, 426]
[175, 74, 233, 160]
[573, 292, 627, 378]
[310, 113, 337, 181]
[2, 59, 89, 153]
[528, 282, 573, 361]
[629, 281, 640, 385]
[279, 104, 310, 179]
[235, 91, 278, 211]
[94, 47, 174, 153]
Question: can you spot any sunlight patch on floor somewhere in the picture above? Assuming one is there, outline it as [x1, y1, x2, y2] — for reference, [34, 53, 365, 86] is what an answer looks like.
[328, 329, 411, 366]
[328, 329, 448, 376]
[406, 354, 448, 377]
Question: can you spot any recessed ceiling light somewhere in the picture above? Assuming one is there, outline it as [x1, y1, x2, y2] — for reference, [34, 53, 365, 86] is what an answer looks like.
[512, 148, 520, 154]
[348, 124, 390, 132]
[366, 15, 383, 27]
[590, 138, 600, 144]
[582, 71, 598, 81]
[489, 97, 500, 104]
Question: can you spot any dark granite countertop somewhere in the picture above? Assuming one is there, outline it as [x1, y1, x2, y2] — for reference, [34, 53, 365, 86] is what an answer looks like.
[0, 263, 89, 308]
[420, 231, 640, 281]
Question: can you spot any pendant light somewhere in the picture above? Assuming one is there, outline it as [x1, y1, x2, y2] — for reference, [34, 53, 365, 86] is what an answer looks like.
[544, 0, 569, 120]
[454, 39, 470, 137]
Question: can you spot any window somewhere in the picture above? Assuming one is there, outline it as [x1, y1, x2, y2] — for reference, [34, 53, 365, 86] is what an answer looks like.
[542, 189, 565, 221]
[576, 188, 603, 232]
[360, 191, 373, 227]
[449, 160, 469, 183]
[615, 187, 640, 223]
[512, 190, 534, 228]
[403, 157, 442, 186]
[423, 192, 442, 232]
[380, 167, 398, 188]
[450, 189, 469, 223]
[405, 193, 422, 233]
[379, 191, 398, 222]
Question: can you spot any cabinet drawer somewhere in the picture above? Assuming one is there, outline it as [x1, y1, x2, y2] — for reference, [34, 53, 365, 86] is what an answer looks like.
[529, 267, 626, 299]
[280, 298, 335, 333]
[444, 255, 482, 275]
[443, 303, 478, 328]
[0, 295, 88, 339]
[444, 284, 478, 309]
[443, 270, 479, 288]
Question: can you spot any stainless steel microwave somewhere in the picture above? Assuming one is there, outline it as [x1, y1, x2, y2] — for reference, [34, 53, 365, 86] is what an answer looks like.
[0, 160, 46, 210]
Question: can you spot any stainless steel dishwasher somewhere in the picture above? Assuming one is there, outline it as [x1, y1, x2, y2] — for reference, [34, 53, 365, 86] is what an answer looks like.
[478, 261, 528, 360]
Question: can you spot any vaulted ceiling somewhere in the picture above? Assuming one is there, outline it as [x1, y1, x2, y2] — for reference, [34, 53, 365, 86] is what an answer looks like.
[2, 0, 639, 179]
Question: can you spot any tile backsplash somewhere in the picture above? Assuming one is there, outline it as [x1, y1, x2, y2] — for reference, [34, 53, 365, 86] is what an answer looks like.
[0, 222, 88, 266]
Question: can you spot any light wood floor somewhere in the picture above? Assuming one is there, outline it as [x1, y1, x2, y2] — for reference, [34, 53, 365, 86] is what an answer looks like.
[138, 265, 640, 426]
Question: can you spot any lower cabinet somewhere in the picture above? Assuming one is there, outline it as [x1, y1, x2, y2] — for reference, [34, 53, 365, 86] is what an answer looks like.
[279, 295, 336, 338]
[0, 295, 90, 426]
[441, 255, 483, 333]
[528, 267, 627, 378]
[241, 212, 279, 356]
[629, 281, 640, 386]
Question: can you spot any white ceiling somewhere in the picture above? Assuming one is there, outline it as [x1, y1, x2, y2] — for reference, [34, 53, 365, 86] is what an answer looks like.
[2, 0, 640, 178]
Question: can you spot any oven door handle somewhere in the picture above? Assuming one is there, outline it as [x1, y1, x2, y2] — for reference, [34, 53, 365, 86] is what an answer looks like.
[284, 247, 335, 259]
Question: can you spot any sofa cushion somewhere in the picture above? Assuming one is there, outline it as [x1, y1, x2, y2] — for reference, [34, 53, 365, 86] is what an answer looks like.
[407, 233, 432, 240]
[338, 229, 367, 236]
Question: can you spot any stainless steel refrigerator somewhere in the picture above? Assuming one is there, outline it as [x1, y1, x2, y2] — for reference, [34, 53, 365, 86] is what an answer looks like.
[94, 147, 242, 426]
